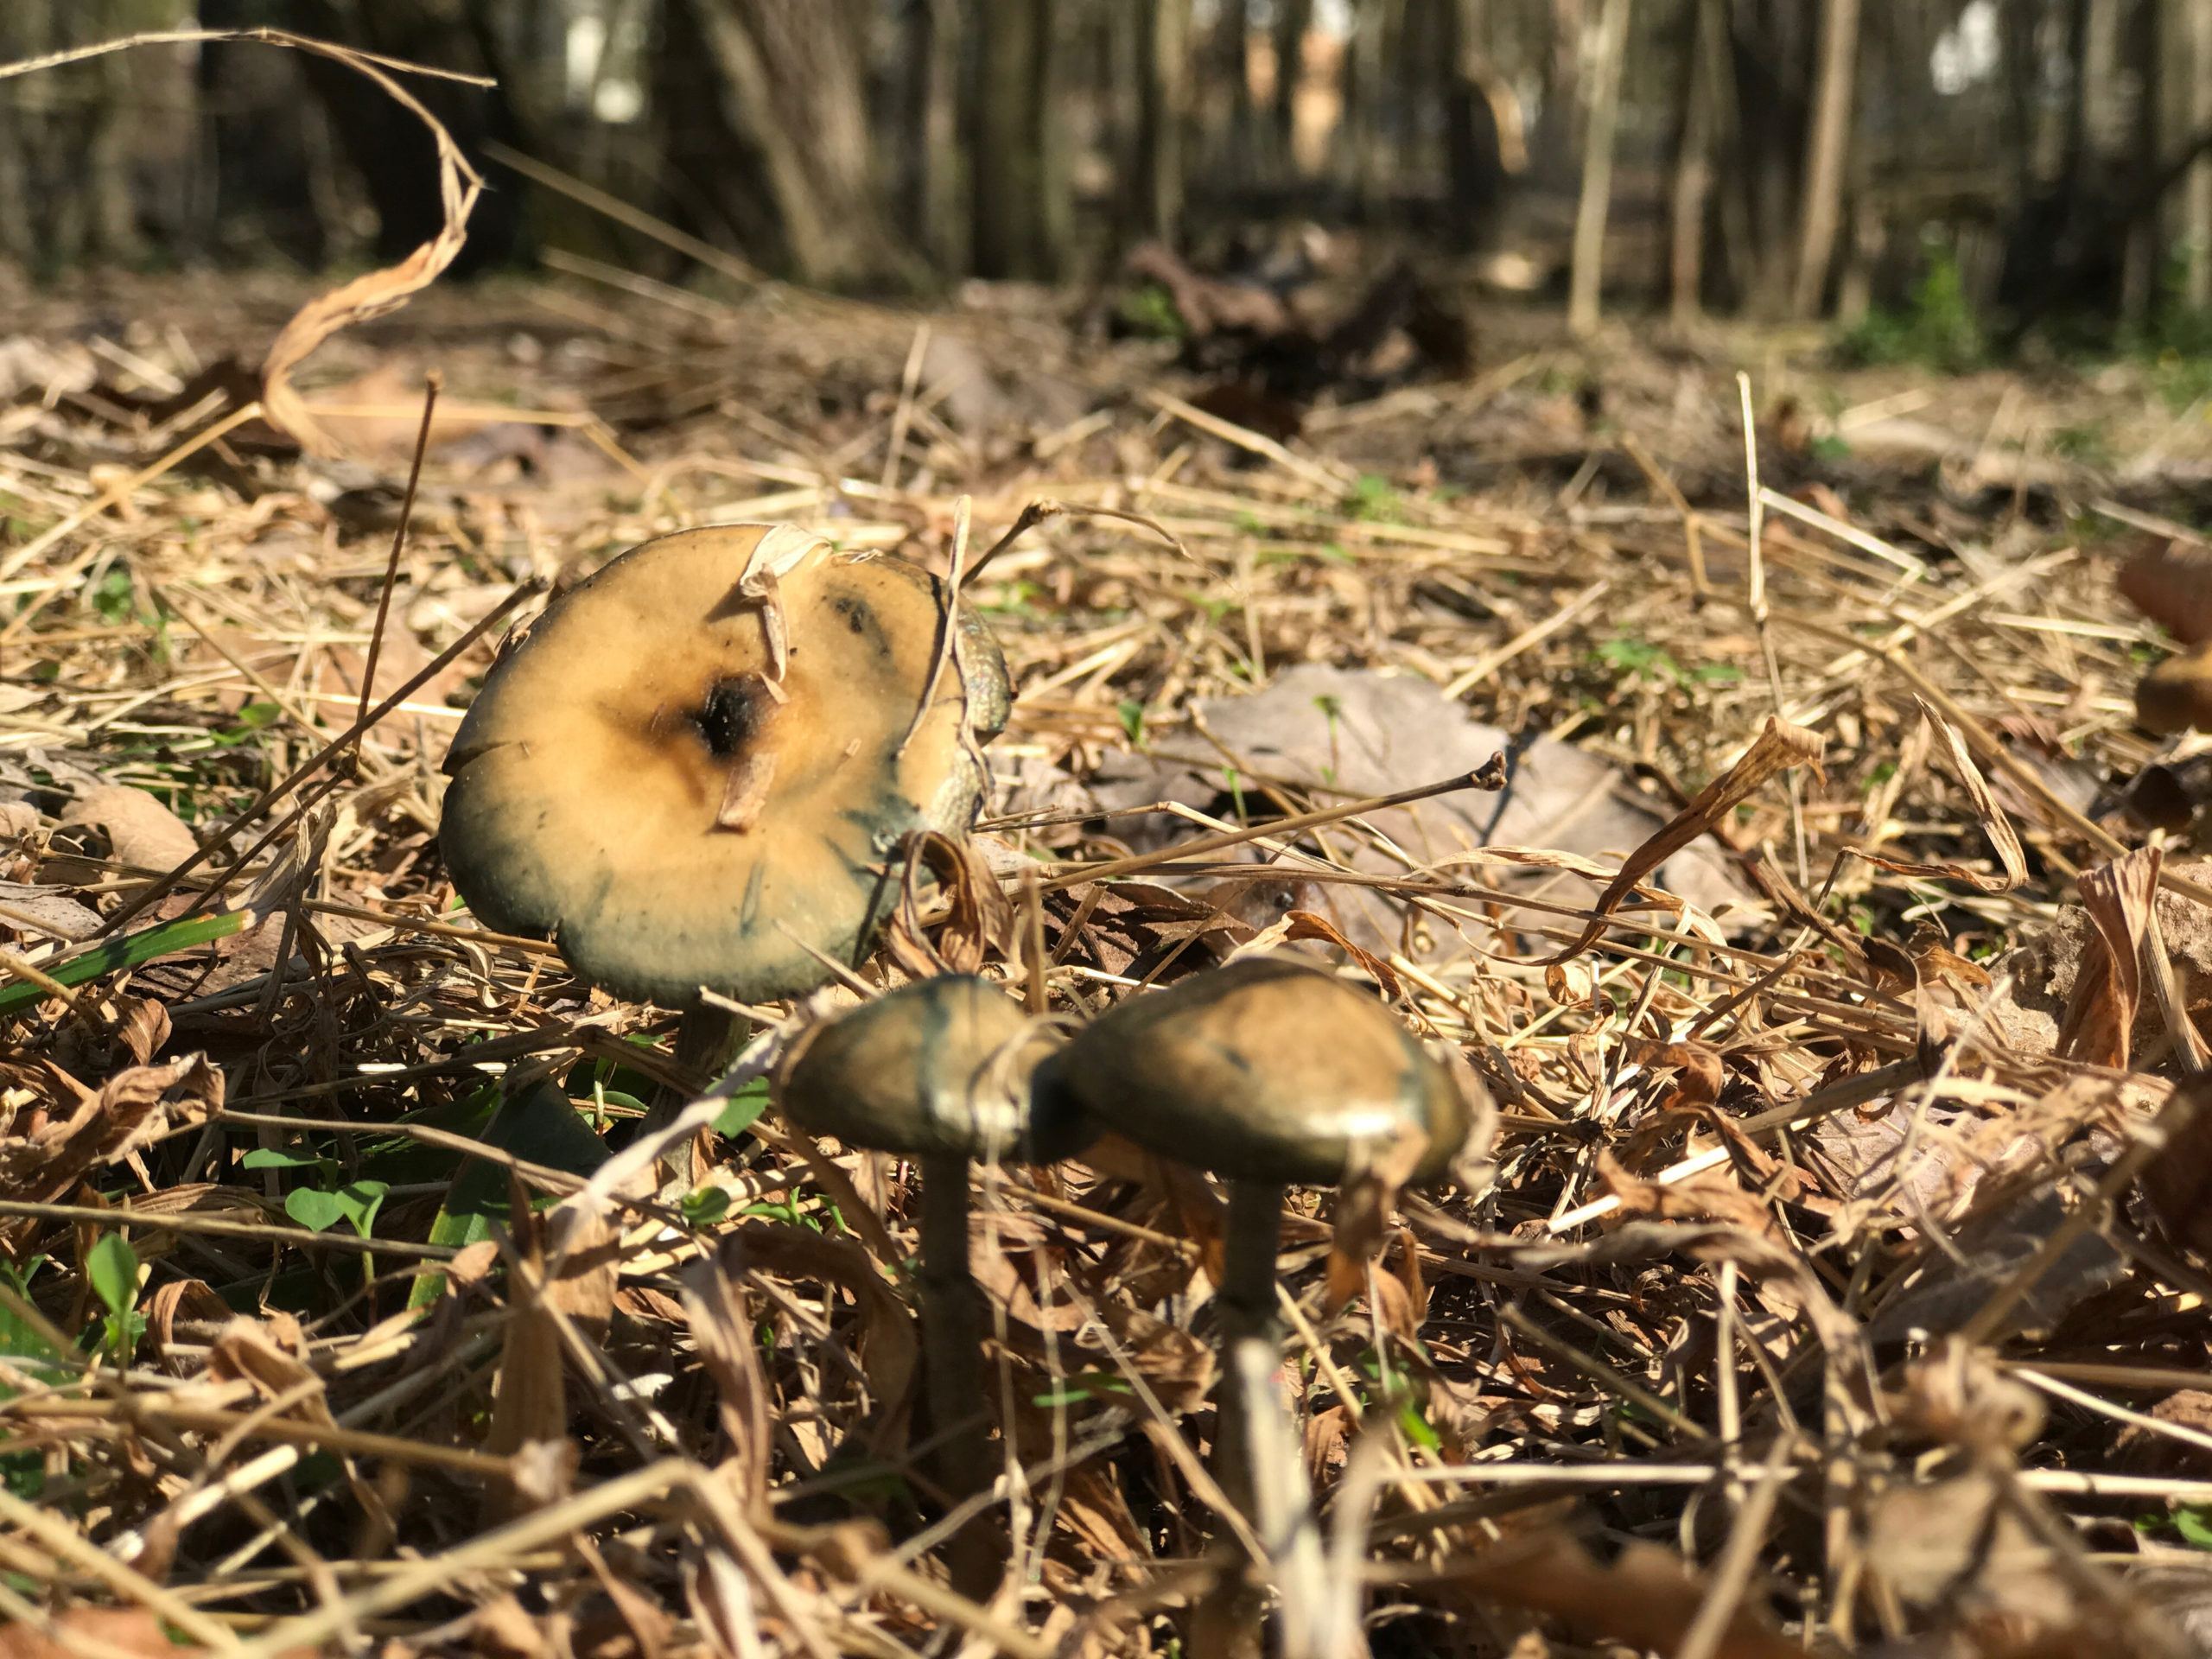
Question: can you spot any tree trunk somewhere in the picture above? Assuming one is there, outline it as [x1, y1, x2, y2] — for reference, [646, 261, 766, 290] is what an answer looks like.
[1272, 0, 1313, 174]
[1669, 0, 1716, 321]
[1214, 0, 1255, 192]
[1346, 0, 1407, 213]
[972, 0, 1068, 280]
[678, 0, 913, 288]
[1139, 0, 1192, 240]
[897, 0, 966, 273]
[2121, 0, 2159, 327]
[1567, 0, 1632, 335]
[1790, 0, 1861, 316]
[1440, 0, 1510, 251]
[2190, 0, 2212, 306]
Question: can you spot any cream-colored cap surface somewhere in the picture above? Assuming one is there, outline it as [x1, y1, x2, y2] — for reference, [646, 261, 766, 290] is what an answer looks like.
[441, 524, 1007, 1007]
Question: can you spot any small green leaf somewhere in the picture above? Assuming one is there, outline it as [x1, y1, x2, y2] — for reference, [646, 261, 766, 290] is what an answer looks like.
[285, 1180, 388, 1238]
[243, 1147, 333, 1173]
[680, 1186, 731, 1228]
[712, 1075, 771, 1138]
[85, 1234, 138, 1324]
[1395, 1398, 1442, 1451]
[1116, 699, 1147, 747]
[284, 1187, 346, 1234]
[2177, 1506, 2212, 1550]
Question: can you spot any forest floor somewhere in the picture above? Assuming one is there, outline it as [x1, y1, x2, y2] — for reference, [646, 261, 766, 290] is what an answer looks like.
[3, 258, 2212, 1659]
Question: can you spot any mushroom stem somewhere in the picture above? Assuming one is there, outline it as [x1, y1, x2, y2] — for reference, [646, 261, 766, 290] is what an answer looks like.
[1194, 1179, 1288, 1659]
[645, 1001, 751, 1182]
[1213, 1179, 1287, 1516]
[916, 1150, 998, 1593]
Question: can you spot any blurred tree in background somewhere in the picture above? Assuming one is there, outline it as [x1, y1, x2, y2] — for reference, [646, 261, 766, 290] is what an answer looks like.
[3, 0, 2212, 346]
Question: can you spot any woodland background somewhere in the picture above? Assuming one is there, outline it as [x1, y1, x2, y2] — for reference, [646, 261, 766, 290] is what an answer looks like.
[0, 0, 2200, 345]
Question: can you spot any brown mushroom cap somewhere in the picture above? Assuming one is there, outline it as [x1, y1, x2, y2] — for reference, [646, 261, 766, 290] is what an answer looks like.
[439, 524, 1008, 1007]
[2120, 539, 2212, 647]
[1039, 957, 1471, 1186]
[777, 976, 1073, 1161]
[2137, 645, 2212, 735]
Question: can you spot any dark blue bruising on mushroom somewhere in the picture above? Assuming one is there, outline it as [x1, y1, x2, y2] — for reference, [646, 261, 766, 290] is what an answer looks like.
[831, 593, 897, 664]
[741, 859, 765, 933]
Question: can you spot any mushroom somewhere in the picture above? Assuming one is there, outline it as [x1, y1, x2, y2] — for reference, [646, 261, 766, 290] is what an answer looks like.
[2136, 645, 2212, 735]
[1036, 957, 1473, 1509]
[777, 974, 1080, 1585]
[2119, 540, 2212, 734]
[439, 523, 1010, 1095]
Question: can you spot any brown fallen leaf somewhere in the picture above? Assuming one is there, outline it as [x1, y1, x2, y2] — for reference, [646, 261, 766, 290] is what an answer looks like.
[887, 829, 1017, 980]
[145, 1277, 231, 1372]
[1597, 1148, 1777, 1239]
[0, 1053, 222, 1209]
[1542, 716, 1823, 965]
[1444, 1527, 1802, 1659]
[0, 1607, 315, 1659]
[2056, 845, 2208, 1076]
[680, 1236, 775, 1517]
[297, 362, 497, 462]
[484, 1175, 574, 1524]
[56, 785, 198, 872]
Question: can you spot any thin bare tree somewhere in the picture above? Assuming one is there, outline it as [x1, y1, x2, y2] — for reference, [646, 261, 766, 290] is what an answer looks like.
[973, 0, 1070, 279]
[1140, 0, 1192, 240]
[1790, 0, 1862, 315]
[2191, 0, 2212, 306]
[1567, 0, 1632, 335]
[678, 0, 914, 287]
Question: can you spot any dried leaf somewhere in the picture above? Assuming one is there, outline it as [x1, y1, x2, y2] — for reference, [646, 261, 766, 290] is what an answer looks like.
[57, 785, 197, 872]
[1281, 908, 1401, 995]
[1596, 1148, 1776, 1239]
[891, 829, 1017, 978]
[1444, 1528, 1801, 1659]
[2058, 846, 2167, 1071]
[257, 56, 481, 457]
[1862, 1472, 2072, 1628]
[146, 1277, 230, 1372]
[1543, 717, 1824, 964]
[0, 1053, 222, 1207]
[736, 1220, 918, 1457]
[469, 1594, 556, 1659]
[207, 1316, 327, 1417]
[484, 1177, 572, 1522]
[1851, 703, 2027, 893]
[1325, 1122, 1429, 1313]
[681, 1236, 774, 1517]
[0, 1608, 315, 1659]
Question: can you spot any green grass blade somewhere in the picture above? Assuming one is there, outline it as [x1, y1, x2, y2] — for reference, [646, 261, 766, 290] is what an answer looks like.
[0, 910, 248, 1018]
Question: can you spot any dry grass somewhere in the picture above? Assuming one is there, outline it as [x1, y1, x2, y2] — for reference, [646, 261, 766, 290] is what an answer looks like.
[2, 246, 2212, 1659]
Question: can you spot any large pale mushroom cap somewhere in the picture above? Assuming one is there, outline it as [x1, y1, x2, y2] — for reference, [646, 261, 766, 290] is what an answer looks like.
[778, 976, 1079, 1161]
[440, 524, 1008, 1007]
[1040, 957, 1471, 1185]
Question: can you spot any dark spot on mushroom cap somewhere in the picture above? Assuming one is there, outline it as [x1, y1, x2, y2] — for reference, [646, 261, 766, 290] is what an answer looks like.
[437, 524, 1010, 1007]
[693, 677, 769, 759]
[777, 976, 1077, 1161]
[1045, 957, 1471, 1186]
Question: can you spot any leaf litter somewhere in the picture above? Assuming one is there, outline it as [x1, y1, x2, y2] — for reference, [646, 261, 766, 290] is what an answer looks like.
[12, 30, 2212, 1659]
